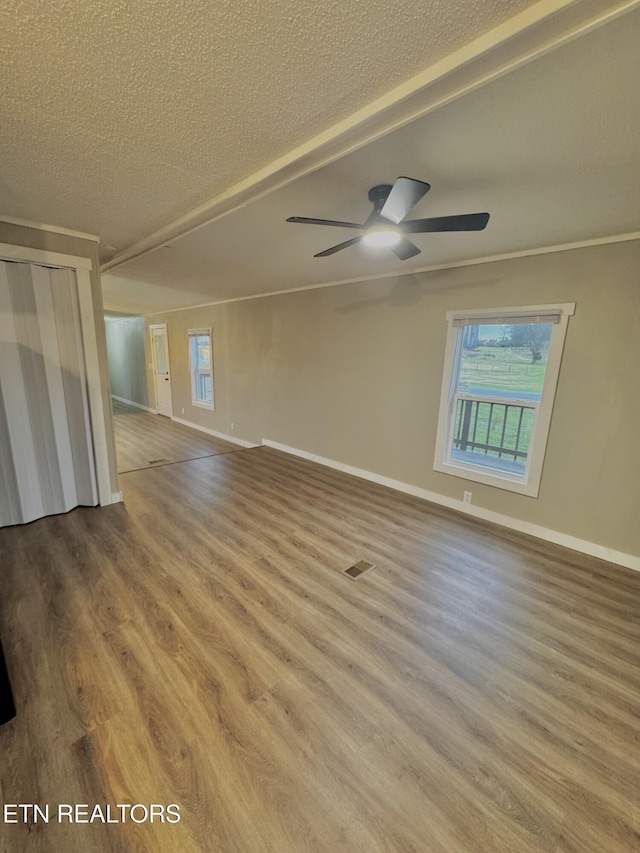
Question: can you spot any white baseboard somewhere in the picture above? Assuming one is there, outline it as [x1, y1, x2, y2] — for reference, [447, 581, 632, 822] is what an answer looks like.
[262, 439, 640, 573]
[111, 394, 156, 413]
[172, 416, 258, 449]
[99, 490, 123, 506]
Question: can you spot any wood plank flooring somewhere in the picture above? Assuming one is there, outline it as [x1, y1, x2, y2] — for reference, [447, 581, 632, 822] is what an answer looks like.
[111, 399, 239, 473]
[1, 445, 639, 852]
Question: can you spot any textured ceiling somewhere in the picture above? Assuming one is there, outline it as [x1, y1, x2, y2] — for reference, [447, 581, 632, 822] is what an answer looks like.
[0, 0, 536, 249]
[2, 0, 639, 314]
[102, 9, 640, 313]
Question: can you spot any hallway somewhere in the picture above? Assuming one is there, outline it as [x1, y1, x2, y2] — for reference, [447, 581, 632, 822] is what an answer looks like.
[111, 399, 241, 473]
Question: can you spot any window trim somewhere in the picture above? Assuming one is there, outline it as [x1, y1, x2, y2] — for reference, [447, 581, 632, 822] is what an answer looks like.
[433, 303, 575, 497]
[188, 327, 215, 410]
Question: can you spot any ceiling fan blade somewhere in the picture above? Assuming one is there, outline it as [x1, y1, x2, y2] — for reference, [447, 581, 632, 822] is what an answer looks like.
[314, 236, 363, 257]
[392, 237, 421, 260]
[286, 216, 363, 229]
[402, 212, 490, 233]
[379, 177, 431, 224]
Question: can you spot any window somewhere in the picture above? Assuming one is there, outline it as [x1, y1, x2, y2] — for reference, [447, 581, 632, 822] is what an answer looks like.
[433, 304, 574, 497]
[188, 329, 214, 408]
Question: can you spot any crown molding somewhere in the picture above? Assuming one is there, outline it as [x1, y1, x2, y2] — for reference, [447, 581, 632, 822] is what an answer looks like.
[0, 215, 99, 243]
[135, 230, 640, 317]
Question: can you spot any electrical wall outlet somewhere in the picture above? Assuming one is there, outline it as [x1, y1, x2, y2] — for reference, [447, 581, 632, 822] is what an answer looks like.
[463, 491, 472, 504]
[231, 422, 235, 431]
[181, 408, 185, 415]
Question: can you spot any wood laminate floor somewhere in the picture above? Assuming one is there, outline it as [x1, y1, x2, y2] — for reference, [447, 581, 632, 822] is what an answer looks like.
[1, 446, 639, 852]
[112, 399, 239, 473]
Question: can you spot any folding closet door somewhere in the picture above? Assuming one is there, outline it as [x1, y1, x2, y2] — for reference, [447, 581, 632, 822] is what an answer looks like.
[0, 260, 98, 527]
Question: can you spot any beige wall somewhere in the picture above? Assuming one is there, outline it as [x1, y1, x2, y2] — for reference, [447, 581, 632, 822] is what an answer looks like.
[105, 316, 150, 408]
[0, 222, 120, 496]
[145, 239, 640, 557]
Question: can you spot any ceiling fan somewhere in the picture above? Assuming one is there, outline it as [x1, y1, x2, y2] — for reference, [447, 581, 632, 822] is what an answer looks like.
[286, 177, 489, 260]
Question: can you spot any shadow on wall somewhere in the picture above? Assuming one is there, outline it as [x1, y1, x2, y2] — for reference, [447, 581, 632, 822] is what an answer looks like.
[335, 271, 499, 313]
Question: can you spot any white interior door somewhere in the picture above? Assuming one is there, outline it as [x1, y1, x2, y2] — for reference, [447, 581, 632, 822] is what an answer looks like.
[151, 324, 172, 417]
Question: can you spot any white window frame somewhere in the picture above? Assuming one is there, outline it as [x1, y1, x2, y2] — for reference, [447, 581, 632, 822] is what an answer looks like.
[188, 328, 214, 410]
[433, 303, 575, 497]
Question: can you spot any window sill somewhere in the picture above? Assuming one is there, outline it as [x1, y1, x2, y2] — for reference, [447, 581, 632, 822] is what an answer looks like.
[433, 458, 540, 497]
[191, 400, 215, 411]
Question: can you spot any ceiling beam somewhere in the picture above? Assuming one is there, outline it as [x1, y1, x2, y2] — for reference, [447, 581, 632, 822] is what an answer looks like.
[102, 0, 640, 275]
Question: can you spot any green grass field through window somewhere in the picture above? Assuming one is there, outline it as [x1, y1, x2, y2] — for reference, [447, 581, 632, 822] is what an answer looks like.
[454, 343, 549, 460]
[458, 345, 548, 396]
[453, 399, 535, 459]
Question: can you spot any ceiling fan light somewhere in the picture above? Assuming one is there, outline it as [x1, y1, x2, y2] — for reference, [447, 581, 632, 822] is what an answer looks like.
[362, 228, 401, 248]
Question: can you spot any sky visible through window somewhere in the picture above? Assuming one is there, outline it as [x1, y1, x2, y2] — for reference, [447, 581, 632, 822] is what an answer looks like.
[194, 336, 210, 370]
[191, 334, 212, 403]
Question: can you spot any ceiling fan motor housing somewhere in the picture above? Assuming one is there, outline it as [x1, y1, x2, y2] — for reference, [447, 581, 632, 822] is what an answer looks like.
[366, 184, 394, 227]
[368, 184, 394, 209]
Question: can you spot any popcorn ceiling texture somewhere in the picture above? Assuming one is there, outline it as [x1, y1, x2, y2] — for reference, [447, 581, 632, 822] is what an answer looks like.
[0, 0, 536, 249]
[99, 9, 640, 313]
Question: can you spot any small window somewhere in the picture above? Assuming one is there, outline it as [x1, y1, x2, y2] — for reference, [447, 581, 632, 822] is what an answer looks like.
[188, 329, 214, 409]
[433, 304, 574, 497]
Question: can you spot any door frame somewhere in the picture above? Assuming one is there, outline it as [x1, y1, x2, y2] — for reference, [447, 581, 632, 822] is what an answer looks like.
[0, 241, 116, 507]
[149, 322, 173, 418]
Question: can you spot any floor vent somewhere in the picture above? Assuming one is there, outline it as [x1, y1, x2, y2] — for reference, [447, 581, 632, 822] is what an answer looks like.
[344, 560, 376, 580]
[147, 458, 169, 465]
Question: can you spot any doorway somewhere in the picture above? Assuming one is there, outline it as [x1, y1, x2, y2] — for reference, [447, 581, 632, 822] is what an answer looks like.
[150, 323, 172, 417]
